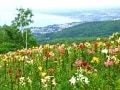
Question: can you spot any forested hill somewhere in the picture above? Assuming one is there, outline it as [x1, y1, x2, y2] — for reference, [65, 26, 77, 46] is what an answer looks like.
[36, 20, 120, 44]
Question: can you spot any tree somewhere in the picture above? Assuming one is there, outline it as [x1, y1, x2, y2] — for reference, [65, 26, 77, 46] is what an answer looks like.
[12, 8, 33, 27]
[12, 8, 37, 49]
[0, 26, 3, 43]
[0, 8, 37, 53]
[2, 25, 24, 46]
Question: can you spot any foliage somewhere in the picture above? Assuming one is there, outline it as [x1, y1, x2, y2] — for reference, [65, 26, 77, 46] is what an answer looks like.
[12, 8, 35, 49]
[0, 42, 17, 53]
[12, 8, 33, 27]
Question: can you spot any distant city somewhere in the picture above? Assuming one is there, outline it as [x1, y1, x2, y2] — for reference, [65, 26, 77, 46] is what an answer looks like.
[30, 8, 120, 34]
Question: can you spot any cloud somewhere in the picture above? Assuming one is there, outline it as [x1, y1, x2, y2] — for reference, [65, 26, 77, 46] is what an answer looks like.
[0, 0, 120, 26]
[1, 0, 120, 10]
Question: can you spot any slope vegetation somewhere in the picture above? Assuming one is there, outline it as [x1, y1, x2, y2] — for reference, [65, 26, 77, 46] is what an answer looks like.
[37, 20, 120, 44]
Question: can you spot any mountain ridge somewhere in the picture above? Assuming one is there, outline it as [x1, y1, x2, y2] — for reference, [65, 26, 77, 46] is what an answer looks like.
[34, 20, 120, 44]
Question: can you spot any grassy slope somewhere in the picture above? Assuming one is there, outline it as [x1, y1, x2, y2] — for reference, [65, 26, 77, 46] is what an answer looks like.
[36, 20, 120, 44]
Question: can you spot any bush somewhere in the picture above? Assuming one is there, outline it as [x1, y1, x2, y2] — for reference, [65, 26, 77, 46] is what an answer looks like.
[0, 42, 17, 53]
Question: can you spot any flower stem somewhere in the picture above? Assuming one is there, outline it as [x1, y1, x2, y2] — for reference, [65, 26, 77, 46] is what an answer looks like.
[50, 77, 52, 90]
[4, 61, 7, 80]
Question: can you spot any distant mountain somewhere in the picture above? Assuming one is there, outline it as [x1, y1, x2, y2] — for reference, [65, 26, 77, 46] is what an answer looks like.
[64, 8, 120, 22]
[31, 8, 120, 34]
[34, 20, 120, 44]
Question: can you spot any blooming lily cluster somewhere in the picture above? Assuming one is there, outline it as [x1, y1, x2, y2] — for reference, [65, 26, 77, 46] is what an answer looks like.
[69, 72, 89, 85]
[0, 32, 120, 89]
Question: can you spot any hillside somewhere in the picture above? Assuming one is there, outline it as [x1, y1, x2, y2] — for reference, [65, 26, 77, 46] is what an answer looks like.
[35, 20, 120, 44]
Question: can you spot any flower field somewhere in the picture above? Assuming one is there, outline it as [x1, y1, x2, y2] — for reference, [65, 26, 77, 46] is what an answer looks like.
[0, 32, 120, 90]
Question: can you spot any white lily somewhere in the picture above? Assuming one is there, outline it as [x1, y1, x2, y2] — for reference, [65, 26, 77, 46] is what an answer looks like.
[69, 76, 76, 85]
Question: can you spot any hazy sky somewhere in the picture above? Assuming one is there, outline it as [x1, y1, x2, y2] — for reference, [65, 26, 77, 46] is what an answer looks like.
[0, 0, 120, 26]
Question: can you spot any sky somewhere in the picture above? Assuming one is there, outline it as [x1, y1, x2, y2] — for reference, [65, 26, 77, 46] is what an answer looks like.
[0, 0, 120, 27]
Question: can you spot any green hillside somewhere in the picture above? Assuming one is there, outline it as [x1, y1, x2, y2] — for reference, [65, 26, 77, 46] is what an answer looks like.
[36, 20, 120, 44]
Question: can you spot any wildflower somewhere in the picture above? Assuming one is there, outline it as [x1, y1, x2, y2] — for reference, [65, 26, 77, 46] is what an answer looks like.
[76, 73, 84, 80]
[38, 66, 42, 71]
[86, 66, 91, 71]
[94, 69, 97, 72]
[43, 84, 48, 88]
[111, 41, 114, 44]
[19, 77, 25, 86]
[82, 77, 89, 84]
[57, 45, 65, 56]
[43, 44, 50, 50]
[115, 47, 119, 52]
[61, 44, 65, 47]
[109, 48, 116, 54]
[26, 59, 33, 64]
[41, 78, 47, 83]
[8, 69, 12, 74]
[94, 42, 98, 47]
[21, 55, 28, 61]
[57, 45, 64, 51]
[41, 76, 56, 88]
[50, 45, 55, 49]
[72, 42, 77, 47]
[48, 68, 54, 73]
[41, 72, 47, 77]
[97, 38, 101, 41]
[45, 52, 50, 57]
[0, 65, 2, 70]
[17, 68, 22, 73]
[106, 43, 111, 48]
[52, 78, 57, 86]
[98, 42, 103, 47]
[84, 42, 91, 48]
[49, 51, 56, 58]
[15, 73, 21, 79]
[109, 35, 114, 40]
[76, 73, 89, 84]
[111, 55, 120, 64]
[116, 38, 120, 43]
[117, 46, 120, 51]
[104, 60, 113, 67]
[103, 38, 108, 43]
[82, 61, 87, 67]
[101, 48, 108, 54]
[19, 77, 24, 82]
[45, 76, 51, 79]
[78, 43, 85, 49]
[69, 76, 76, 85]
[27, 77, 32, 84]
[67, 46, 72, 54]
[87, 49, 95, 54]
[75, 60, 82, 66]
[91, 57, 100, 63]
